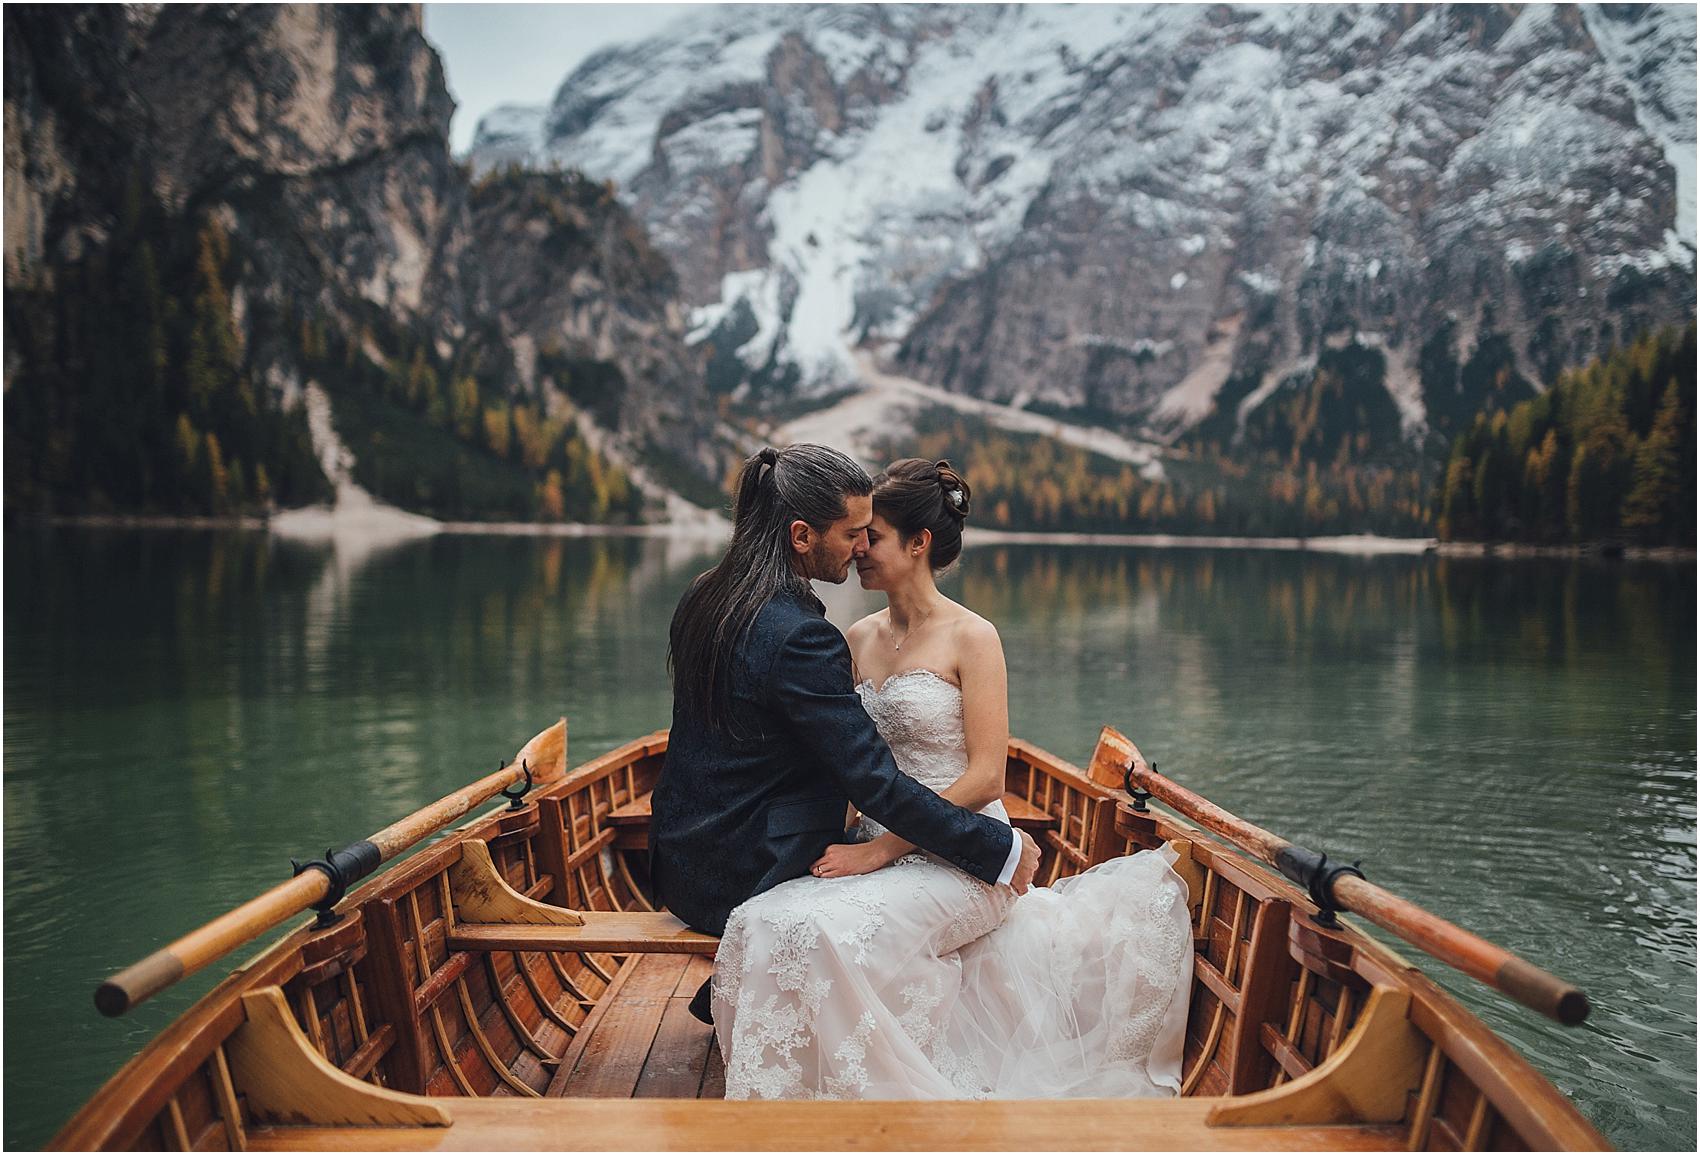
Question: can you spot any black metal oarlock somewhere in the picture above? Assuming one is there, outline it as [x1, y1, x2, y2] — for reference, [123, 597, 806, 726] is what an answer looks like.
[499, 759, 533, 810]
[1123, 762, 1153, 812]
[291, 839, 382, 928]
[1274, 843, 1366, 927]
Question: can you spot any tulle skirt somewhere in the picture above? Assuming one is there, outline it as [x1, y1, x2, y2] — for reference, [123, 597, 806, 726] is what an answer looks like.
[713, 844, 1192, 1100]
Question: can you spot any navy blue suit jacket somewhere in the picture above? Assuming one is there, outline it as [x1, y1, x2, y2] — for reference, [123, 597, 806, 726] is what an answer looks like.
[651, 587, 1013, 935]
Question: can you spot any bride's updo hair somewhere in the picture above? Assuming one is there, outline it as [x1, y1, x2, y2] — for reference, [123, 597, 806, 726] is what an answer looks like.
[872, 458, 972, 571]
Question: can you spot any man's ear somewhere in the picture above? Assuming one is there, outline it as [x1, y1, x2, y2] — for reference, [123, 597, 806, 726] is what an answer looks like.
[788, 518, 813, 556]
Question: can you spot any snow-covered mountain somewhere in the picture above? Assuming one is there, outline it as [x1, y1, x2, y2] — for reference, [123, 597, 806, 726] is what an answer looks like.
[472, 3, 1695, 451]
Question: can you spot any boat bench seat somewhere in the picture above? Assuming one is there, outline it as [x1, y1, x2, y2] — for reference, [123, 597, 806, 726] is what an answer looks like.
[448, 911, 719, 955]
[606, 790, 1060, 850]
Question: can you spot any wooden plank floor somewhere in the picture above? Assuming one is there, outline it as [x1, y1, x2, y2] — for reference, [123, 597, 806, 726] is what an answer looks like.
[546, 955, 721, 1100]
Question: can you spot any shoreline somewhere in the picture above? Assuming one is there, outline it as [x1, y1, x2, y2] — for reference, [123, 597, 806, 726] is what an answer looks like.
[962, 528, 1437, 555]
[1430, 540, 1696, 562]
[21, 513, 1696, 561]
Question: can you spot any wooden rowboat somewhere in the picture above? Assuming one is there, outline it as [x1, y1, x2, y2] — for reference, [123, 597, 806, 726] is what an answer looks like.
[53, 721, 1609, 1151]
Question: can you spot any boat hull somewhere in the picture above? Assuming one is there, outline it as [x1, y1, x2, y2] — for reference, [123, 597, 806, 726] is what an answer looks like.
[52, 724, 1607, 1151]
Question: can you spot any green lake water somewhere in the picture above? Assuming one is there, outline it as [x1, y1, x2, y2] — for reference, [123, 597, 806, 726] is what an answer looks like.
[3, 527, 1693, 1149]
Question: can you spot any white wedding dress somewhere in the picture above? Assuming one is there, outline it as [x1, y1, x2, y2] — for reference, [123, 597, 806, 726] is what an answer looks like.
[711, 668, 1194, 1100]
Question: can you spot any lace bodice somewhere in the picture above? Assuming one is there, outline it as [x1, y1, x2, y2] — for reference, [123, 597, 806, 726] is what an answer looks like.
[856, 668, 968, 792]
[854, 669, 995, 841]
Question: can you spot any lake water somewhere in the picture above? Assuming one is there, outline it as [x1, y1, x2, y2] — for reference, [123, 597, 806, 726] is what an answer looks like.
[3, 527, 1693, 1149]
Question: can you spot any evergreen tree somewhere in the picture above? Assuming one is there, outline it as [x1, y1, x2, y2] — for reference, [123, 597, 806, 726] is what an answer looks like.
[185, 222, 241, 413]
[173, 414, 201, 505]
[451, 375, 480, 438]
[1566, 431, 1628, 541]
[1621, 380, 1685, 542]
[405, 347, 429, 409]
[1522, 429, 1565, 540]
[203, 430, 229, 514]
[1438, 453, 1475, 540]
[1436, 322, 1694, 544]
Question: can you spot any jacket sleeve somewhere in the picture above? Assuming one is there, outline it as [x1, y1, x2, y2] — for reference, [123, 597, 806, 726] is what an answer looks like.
[768, 615, 1012, 884]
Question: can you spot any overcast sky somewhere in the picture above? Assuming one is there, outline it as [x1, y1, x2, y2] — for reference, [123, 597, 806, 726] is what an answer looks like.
[423, 3, 695, 153]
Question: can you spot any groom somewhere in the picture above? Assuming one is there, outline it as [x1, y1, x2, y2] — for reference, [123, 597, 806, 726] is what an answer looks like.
[652, 443, 1039, 1023]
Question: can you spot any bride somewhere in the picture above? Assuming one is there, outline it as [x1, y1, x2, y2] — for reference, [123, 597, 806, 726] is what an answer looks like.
[711, 458, 1193, 1100]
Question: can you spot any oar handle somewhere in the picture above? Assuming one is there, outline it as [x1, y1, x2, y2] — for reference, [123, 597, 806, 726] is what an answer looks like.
[96, 760, 529, 1016]
[95, 872, 330, 1016]
[1125, 756, 1590, 1025]
[1331, 873, 1591, 1025]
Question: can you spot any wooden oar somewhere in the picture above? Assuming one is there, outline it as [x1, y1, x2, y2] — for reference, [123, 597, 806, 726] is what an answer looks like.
[96, 757, 539, 1017]
[1111, 731, 1590, 1026]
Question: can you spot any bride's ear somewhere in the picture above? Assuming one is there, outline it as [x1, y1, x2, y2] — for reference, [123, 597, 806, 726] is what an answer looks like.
[909, 528, 931, 557]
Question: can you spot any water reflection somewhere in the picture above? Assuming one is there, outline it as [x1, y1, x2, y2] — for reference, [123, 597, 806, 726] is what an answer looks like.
[3, 530, 1693, 1149]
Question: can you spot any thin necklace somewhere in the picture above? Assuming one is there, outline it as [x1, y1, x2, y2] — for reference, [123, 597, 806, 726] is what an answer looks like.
[892, 603, 937, 651]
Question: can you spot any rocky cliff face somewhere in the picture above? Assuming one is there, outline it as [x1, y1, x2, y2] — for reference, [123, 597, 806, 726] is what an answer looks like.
[5, 3, 721, 516]
[4, 5, 148, 288]
[462, 168, 708, 459]
[474, 2, 1695, 459]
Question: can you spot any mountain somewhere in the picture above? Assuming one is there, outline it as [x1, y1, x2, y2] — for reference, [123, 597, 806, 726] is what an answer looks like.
[5, 4, 724, 522]
[472, 2, 1695, 466]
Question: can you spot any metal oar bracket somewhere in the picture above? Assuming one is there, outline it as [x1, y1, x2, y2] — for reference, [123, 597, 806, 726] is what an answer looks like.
[291, 840, 382, 929]
[1273, 844, 1366, 928]
[499, 759, 533, 810]
[1123, 763, 1154, 811]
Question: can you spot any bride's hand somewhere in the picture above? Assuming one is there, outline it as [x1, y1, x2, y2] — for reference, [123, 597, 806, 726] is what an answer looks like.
[810, 840, 898, 879]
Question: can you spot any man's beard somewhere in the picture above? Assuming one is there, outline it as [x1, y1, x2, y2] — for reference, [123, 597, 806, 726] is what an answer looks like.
[803, 542, 849, 584]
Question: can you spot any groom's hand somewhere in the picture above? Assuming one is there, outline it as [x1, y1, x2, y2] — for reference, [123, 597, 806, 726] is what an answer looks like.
[1009, 830, 1040, 895]
[811, 838, 898, 879]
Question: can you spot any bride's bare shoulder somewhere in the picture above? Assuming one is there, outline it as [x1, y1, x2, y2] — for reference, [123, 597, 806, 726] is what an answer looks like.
[945, 604, 1002, 650]
[846, 610, 886, 646]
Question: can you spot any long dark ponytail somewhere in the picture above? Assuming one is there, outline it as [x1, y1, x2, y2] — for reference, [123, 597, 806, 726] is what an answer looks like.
[669, 444, 871, 733]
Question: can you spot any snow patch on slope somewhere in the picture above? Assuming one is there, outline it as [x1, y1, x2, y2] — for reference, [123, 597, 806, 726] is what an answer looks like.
[1583, 3, 1697, 250]
[771, 352, 1167, 479]
[271, 383, 441, 541]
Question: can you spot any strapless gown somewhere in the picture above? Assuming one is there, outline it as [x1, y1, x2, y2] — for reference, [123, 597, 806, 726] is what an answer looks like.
[712, 669, 1192, 1100]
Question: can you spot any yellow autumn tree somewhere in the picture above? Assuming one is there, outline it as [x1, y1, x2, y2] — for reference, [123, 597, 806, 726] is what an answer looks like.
[539, 469, 566, 520]
[483, 402, 511, 459]
[451, 376, 480, 439]
[204, 431, 229, 512]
